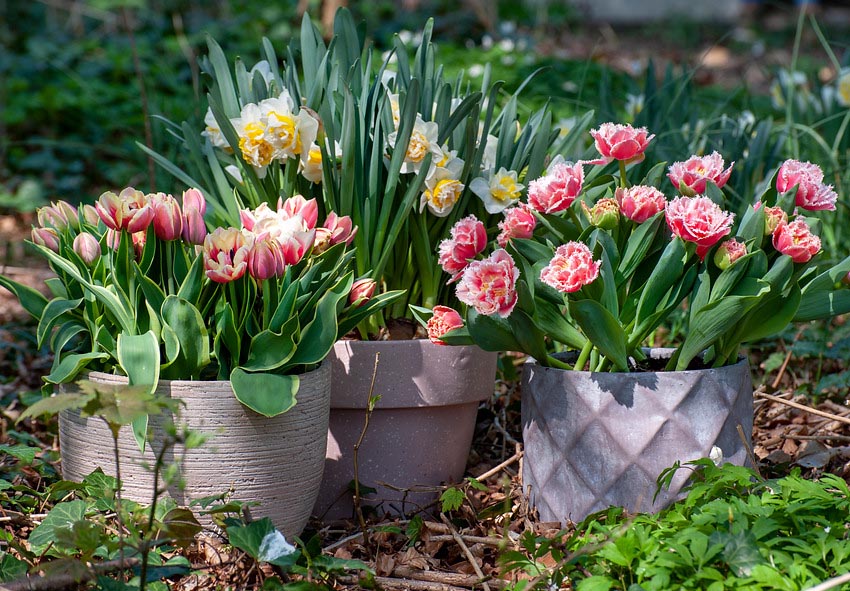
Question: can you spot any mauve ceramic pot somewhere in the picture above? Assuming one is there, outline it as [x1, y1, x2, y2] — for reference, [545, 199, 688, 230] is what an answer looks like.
[58, 363, 330, 538]
[522, 348, 753, 524]
[314, 339, 497, 520]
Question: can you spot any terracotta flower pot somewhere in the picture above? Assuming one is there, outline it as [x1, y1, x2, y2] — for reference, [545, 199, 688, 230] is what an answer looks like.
[521, 349, 753, 524]
[314, 339, 497, 519]
[58, 363, 330, 538]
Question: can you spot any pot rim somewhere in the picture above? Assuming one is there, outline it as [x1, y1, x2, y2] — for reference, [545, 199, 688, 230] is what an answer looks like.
[526, 347, 748, 375]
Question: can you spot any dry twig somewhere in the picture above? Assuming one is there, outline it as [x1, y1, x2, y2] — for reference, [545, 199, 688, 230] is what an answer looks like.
[0, 558, 140, 591]
[439, 514, 491, 591]
[755, 391, 850, 426]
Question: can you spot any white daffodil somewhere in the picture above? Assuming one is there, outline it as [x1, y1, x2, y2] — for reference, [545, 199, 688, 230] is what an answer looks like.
[836, 68, 850, 107]
[231, 102, 274, 176]
[479, 133, 499, 172]
[470, 167, 523, 214]
[387, 116, 441, 175]
[421, 155, 465, 217]
[249, 60, 275, 88]
[201, 107, 232, 152]
[260, 93, 312, 160]
[299, 140, 341, 184]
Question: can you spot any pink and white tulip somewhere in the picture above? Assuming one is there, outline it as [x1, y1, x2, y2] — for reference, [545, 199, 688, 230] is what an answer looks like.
[527, 162, 583, 214]
[349, 278, 377, 307]
[95, 187, 155, 233]
[616, 186, 666, 223]
[427, 305, 464, 345]
[497, 204, 537, 247]
[150, 192, 183, 241]
[665, 196, 734, 260]
[772, 219, 821, 263]
[73, 232, 101, 265]
[588, 123, 654, 165]
[776, 159, 836, 211]
[203, 227, 251, 283]
[667, 151, 734, 196]
[438, 215, 487, 281]
[540, 242, 601, 293]
[455, 249, 519, 318]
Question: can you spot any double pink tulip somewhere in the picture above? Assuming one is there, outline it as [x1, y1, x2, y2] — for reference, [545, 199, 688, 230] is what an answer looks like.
[772, 219, 821, 263]
[497, 204, 537, 247]
[540, 242, 601, 294]
[438, 215, 487, 282]
[776, 159, 837, 211]
[426, 305, 464, 345]
[665, 196, 734, 260]
[95, 187, 155, 234]
[589, 123, 654, 165]
[616, 186, 667, 223]
[667, 152, 734, 196]
[455, 249, 519, 318]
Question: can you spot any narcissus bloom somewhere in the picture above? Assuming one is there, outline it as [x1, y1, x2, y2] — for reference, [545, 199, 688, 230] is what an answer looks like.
[388, 116, 442, 175]
[421, 171, 465, 217]
[470, 167, 524, 214]
[427, 305, 464, 345]
[201, 107, 231, 152]
[667, 151, 734, 196]
[666, 196, 734, 260]
[95, 187, 155, 234]
[776, 159, 836, 211]
[589, 122, 654, 165]
[497, 204, 537, 247]
[540, 242, 600, 293]
[527, 162, 583, 214]
[438, 215, 487, 281]
[772, 219, 821, 263]
[456, 249, 519, 318]
[203, 227, 251, 283]
[73, 233, 101, 266]
[616, 186, 666, 223]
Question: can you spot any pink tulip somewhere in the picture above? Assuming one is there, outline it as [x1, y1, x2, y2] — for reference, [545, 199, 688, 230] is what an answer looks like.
[349, 278, 377, 306]
[455, 249, 519, 318]
[279, 195, 319, 229]
[616, 186, 666, 223]
[665, 196, 734, 260]
[73, 232, 101, 265]
[540, 242, 600, 294]
[203, 227, 251, 283]
[772, 219, 821, 263]
[131, 230, 147, 257]
[322, 211, 357, 246]
[438, 215, 487, 282]
[81, 204, 99, 226]
[589, 122, 654, 165]
[150, 192, 183, 241]
[427, 305, 464, 345]
[755, 203, 788, 235]
[667, 152, 734, 196]
[497, 204, 537, 247]
[31, 227, 60, 252]
[776, 159, 836, 211]
[713, 239, 747, 270]
[106, 229, 121, 251]
[95, 187, 155, 233]
[527, 162, 583, 214]
[182, 189, 208, 245]
[247, 233, 285, 281]
[38, 201, 78, 231]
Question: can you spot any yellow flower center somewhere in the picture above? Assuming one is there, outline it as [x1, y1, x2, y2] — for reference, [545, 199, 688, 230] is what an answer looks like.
[492, 176, 520, 203]
[308, 146, 322, 165]
[266, 111, 300, 154]
[426, 179, 463, 210]
[406, 131, 430, 163]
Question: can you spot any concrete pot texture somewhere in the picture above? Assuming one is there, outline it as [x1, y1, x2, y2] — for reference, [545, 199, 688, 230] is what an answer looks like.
[313, 339, 497, 520]
[58, 363, 331, 538]
[521, 348, 753, 524]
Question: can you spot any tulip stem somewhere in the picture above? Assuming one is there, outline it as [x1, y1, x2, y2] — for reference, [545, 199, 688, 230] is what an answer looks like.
[574, 340, 593, 371]
[618, 160, 629, 189]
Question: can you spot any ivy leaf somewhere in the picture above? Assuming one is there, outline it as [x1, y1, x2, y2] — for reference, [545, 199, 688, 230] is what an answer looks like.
[226, 518, 299, 569]
[0, 445, 38, 465]
[28, 500, 87, 555]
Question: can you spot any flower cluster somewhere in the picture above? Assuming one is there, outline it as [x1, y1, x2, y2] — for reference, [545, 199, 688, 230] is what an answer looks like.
[426, 122, 850, 371]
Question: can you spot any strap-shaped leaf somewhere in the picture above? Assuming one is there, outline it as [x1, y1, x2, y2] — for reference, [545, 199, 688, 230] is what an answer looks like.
[177, 254, 206, 304]
[160, 296, 210, 380]
[230, 369, 300, 417]
[44, 352, 109, 385]
[37, 298, 83, 349]
[467, 309, 523, 353]
[285, 272, 353, 368]
[338, 290, 406, 337]
[0, 274, 48, 319]
[507, 309, 549, 364]
[534, 298, 587, 350]
[634, 237, 688, 325]
[569, 299, 628, 371]
[617, 214, 663, 284]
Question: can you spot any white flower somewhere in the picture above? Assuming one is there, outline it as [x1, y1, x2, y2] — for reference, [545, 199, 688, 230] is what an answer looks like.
[231, 102, 274, 176]
[387, 116, 442, 175]
[201, 107, 232, 151]
[836, 68, 850, 107]
[421, 154, 465, 217]
[626, 93, 645, 120]
[470, 167, 523, 214]
[709, 445, 724, 467]
[225, 165, 243, 184]
[480, 134, 498, 172]
[299, 140, 341, 184]
[260, 92, 318, 161]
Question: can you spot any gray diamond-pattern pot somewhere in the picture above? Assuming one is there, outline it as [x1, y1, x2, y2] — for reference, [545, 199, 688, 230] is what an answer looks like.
[521, 348, 753, 524]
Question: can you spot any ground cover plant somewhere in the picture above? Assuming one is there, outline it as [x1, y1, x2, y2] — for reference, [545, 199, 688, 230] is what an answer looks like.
[2, 1, 850, 589]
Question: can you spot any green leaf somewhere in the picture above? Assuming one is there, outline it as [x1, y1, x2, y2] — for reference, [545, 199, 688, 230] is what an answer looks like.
[0, 445, 38, 464]
[507, 309, 549, 363]
[440, 487, 466, 512]
[534, 298, 586, 350]
[286, 273, 352, 367]
[43, 352, 110, 385]
[17, 390, 93, 423]
[36, 298, 82, 349]
[160, 296, 210, 379]
[466, 309, 523, 353]
[0, 551, 28, 583]
[243, 317, 298, 372]
[634, 238, 688, 324]
[709, 530, 766, 577]
[28, 500, 87, 555]
[226, 518, 299, 569]
[617, 214, 663, 283]
[0, 274, 48, 320]
[229, 369, 300, 417]
[569, 300, 628, 371]
[117, 331, 160, 390]
[576, 575, 614, 591]
[76, 380, 169, 428]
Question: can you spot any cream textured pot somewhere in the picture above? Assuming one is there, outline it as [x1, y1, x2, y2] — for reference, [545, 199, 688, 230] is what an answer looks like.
[521, 348, 753, 524]
[59, 362, 330, 538]
[313, 339, 497, 520]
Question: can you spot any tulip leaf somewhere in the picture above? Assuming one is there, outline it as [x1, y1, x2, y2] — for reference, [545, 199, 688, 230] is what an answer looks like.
[243, 317, 298, 371]
[230, 369, 300, 417]
[285, 272, 352, 368]
[634, 238, 687, 326]
[177, 254, 205, 304]
[507, 308, 549, 363]
[117, 330, 161, 451]
[338, 290, 406, 337]
[736, 205, 765, 243]
[37, 298, 83, 349]
[736, 285, 802, 344]
[569, 299, 628, 371]
[466, 309, 523, 353]
[0, 274, 48, 320]
[44, 352, 110, 385]
[710, 252, 757, 302]
[214, 301, 240, 372]
[795, 288, 850, 322]
[269, 277, 298, 333]
[534, 297, 587, 350]
[160, 296, 210, 380]
[617, 214, 663, 283]
[49, 321, 87, 359]
[136, 270, 167, 317]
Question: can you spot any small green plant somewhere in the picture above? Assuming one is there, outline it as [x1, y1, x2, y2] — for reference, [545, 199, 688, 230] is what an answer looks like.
[499, 460, 850, 590]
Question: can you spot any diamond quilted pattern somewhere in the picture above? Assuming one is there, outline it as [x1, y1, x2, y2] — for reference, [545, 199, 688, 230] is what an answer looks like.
[521, 351, 754, 523]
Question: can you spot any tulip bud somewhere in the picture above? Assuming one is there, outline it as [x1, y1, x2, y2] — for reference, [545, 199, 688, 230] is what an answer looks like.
[32, 227, 60, 252]
[150, 192, 183, 241]
[586, 197, 620, 230]
[713, 239, 747, 270]
[182, 188, 207, 216]
[322, 211, 357, 246]
[81, 204, 99, 225]
[312, 227, 332, 254]
[762, 205, 788, 236]
[181, 189, 208, 245]
[427, 305, 464, 345]
[247, 234, 284, 281]
[73, 232, 101, 265]
[131, 230, 147, 257]
[37, 201, 77, 231]
[349, 278, 376, 306]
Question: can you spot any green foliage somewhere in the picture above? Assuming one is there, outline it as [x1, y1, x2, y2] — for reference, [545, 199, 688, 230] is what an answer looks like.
[499, 461, 850, 590]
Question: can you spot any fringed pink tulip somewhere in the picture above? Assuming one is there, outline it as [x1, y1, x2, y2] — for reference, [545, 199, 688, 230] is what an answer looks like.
[497, 204, 537, 247]
[667, 152, 734, 196]
[585, 197, 620, 230]
[776, 159, 836, 211]
[427, 305, 464, 345]
[455, 249, 519, 317]
[665, 196, 734, 260]
[616, 186, 667, 223]
[438, 215, 487, 282]
[527, 162, 583, 214]
[589, 123, 654, 165]
[540, 242, 601, 293]
[772, 219, 821, 263]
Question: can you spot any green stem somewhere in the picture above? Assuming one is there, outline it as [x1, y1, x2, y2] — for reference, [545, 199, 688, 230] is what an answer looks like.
[618, 160, 629, 189]
[546, 354, 573, 370]
[574, 340, 593, 372]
